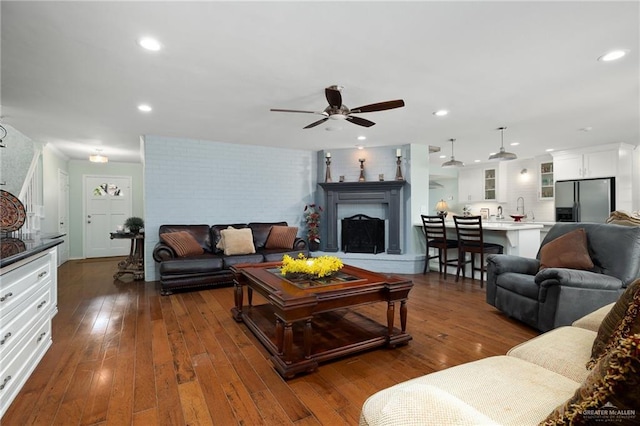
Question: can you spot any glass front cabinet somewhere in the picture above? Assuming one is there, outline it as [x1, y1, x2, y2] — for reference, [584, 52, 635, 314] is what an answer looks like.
[484, 168, 496, 200]
[539, 161, 554, 199]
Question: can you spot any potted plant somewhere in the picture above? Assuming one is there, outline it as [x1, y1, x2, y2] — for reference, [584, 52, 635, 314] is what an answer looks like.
[304, 204, 322, 251]
[124, 216, 144, 234]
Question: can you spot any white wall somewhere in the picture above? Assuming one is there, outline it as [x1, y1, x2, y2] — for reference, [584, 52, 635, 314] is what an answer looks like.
[67, 160, 144, 259]
[42, 145, 69, 235]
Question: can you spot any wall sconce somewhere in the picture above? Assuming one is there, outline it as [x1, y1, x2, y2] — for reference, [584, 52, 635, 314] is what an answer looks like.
[520, 168, 528, 175]
[435, 199, 449, 217]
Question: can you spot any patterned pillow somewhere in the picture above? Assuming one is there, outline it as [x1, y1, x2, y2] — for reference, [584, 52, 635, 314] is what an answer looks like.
[265, 226, 298, 249]
[541, 333, 640, 426]
[587, 279, 640, 369]
[160, 231, 204, 257]
[219, 227, 255, 256]
[538, 228, 594, 271]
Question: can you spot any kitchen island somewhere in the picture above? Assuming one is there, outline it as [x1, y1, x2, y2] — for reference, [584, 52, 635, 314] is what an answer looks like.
[416, 220, 545, 276]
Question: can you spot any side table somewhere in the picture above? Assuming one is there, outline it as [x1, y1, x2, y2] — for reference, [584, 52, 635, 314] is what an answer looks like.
[109, 232, 144, 280]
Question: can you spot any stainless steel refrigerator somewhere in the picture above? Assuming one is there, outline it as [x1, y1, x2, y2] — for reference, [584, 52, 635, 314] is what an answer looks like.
[555, 177, 615, 222]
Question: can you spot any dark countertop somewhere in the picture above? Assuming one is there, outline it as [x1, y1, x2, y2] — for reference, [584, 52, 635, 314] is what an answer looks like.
[1, 234, 64, 269]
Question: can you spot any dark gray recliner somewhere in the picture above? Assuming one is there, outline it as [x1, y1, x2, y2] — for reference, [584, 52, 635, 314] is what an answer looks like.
[486, 223, 640, 332]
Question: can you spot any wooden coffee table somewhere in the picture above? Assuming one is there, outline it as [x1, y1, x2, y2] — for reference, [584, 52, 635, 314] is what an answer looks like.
[231, 262, 413, 378]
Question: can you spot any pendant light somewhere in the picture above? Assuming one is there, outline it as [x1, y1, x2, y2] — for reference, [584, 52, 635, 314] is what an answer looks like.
[441, 138, 464, 168]
[488, 126, 517, 161]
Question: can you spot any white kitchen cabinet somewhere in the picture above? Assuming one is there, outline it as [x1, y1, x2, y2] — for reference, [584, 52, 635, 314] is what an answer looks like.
[553, 148, 617, 180]
[0, 247, 58, 419]
[459, 167, 498, 201]
[552, 143, 635, 213]
[458, 168, 483, 202]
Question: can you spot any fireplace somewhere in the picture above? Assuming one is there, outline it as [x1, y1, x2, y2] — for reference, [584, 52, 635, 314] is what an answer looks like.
[319, 181, 407, 254]
[341, 214, 385, 254]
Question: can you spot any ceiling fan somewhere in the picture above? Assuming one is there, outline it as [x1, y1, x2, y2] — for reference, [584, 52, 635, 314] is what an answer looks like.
[270, 85, 405, 129]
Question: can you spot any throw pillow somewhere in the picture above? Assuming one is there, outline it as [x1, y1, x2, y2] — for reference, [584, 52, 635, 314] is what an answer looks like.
[540, 333, 640, 426]
[587, 279, 640, 369]
[160, 231, 204, 257]
[538, 228, 594, 271]
[606, 210, 640, 227]
[265, 226, 298, 249]
[220, 227, 255, 256]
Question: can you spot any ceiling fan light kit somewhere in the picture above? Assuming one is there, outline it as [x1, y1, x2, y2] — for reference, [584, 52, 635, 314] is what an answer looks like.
[271, 85, 405, 129]
[488, 126, 517, 161]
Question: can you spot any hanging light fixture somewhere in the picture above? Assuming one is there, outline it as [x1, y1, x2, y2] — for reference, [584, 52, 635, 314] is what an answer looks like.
[488, 126, 517, 161]
[441, 138, 464, 168]
[89, 149, 108, 163]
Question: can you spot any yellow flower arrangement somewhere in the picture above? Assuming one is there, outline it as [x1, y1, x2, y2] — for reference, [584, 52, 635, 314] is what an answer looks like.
[280, 253, 344, 279]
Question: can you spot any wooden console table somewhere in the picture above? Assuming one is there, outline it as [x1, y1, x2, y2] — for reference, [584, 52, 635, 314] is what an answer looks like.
[109, 232, 144, 280]
[231, 262, 413, 378]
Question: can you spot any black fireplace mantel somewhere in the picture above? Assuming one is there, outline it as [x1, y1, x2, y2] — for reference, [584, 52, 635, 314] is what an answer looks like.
[319, 181, 407, 254]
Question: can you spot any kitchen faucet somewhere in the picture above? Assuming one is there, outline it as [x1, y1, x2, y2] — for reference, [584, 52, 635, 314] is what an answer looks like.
[516, 197, 525, 217]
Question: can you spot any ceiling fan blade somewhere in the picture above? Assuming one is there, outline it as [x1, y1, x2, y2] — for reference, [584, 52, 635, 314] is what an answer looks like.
[325, 87, 342, 109]
[346, 116, 375, 127]
[349, 99, 405, 114]
[303, 117, 329, 129]
[270, 108, 318, 114]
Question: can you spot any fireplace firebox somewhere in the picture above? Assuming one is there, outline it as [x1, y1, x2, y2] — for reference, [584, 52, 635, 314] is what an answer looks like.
[341, 214, 385, 254]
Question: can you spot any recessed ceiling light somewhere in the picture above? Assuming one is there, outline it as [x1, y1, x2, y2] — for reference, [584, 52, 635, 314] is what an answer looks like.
[545, 148, 554, 152]
[138, 37, 162, 51]
[474, 159, 481, 163]
[439, 155, 446, 159]
[598, 49, 628, 62]
[433, 110, 449, 117]
[138, 104, 152, 112]
[579, 126, 593, 132]
[356, 145, 364, 150]
[510, 142, 520, 146]
[357, 136, 366, 141]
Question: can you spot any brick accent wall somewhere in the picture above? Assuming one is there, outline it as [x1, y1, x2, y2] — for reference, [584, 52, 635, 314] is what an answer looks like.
[142, 136, 317, 281]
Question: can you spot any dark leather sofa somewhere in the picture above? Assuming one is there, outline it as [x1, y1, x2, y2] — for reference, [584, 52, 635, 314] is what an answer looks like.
[486, 222, 640, 332]
[152, 222, 307, 295]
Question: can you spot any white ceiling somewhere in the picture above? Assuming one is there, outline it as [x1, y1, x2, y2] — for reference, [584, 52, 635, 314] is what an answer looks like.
[2, 1, 639, 166]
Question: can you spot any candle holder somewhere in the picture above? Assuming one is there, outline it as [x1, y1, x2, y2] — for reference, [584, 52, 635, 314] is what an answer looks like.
[395, 155, 404, 181]
[325, 156, 332, 183]
[358, 158, 366, 182]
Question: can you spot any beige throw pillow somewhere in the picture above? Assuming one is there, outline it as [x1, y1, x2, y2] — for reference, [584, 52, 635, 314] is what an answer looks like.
[219, 227, 255, 256]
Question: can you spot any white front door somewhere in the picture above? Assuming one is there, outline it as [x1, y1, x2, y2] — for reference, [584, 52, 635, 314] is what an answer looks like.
[57, 169, 69, 265]
[84, 175, 132, 258]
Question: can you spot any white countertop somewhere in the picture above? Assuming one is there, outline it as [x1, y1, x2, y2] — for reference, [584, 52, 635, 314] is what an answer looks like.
[443, 221, 543, 230]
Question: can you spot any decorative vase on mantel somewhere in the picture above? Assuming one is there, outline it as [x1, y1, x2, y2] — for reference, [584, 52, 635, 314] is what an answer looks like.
[308, 240, 320, 252]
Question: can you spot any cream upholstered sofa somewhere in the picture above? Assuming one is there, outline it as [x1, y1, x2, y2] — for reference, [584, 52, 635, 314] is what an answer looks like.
[359, 303, 616, 426]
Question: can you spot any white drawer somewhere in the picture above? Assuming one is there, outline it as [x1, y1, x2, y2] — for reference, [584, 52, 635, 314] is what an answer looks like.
[0, 315, 51, 418]
[0, 253, 52, 319]
[0, 284, 51, 359]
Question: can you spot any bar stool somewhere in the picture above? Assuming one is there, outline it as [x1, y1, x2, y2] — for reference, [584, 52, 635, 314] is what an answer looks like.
[421, 215, 458, 279]
[453, 215, 503, 287]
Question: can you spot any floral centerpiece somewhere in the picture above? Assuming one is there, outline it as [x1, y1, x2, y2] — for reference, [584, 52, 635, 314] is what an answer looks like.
[280, 253, 343, 279]
[304, 203, 322, 251]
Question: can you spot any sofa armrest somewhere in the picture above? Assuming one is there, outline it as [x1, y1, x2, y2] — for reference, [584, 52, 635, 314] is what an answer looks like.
[153, 242, 177, 262]
[360, 384, 499, 426]
[535, 268, 624, 291]
[293, 237, 307, 250]
[487, 254, 540, 275]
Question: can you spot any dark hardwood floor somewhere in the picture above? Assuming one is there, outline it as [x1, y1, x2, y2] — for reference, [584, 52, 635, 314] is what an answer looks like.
[2, 258, 538, 425]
